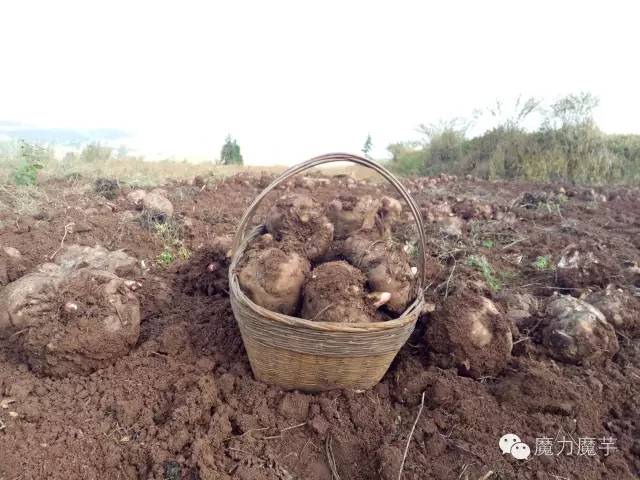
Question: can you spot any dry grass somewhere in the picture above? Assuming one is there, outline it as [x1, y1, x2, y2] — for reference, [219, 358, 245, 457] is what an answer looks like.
[0, 153, 382, 191]
[38, 157, 287, 187]
[0, 184, 49, 216]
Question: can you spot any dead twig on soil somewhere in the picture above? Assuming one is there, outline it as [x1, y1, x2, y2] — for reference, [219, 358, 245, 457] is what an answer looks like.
[295, 439, 313, 470]
[397, 391, 425, 480]
[49, 222, 75, 260]
[326, 434, 342, 480]
[227, 447, 251, 455]
[477, 471, 494, 480]
[223, 426, 269, 442]
[444, 260, 456, 300]
[9, 328, 30, 339]
[263, 422, 307, 440]
[502, 238, 525, 250]
[280, 421, 307, 432]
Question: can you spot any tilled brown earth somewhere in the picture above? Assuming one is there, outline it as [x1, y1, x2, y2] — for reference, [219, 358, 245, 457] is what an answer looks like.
[0, 173, 639, 480]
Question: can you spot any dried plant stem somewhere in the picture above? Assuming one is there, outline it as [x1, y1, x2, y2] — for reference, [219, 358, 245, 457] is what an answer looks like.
[326, 434, 342, 480]
[398, 391, 426, 480]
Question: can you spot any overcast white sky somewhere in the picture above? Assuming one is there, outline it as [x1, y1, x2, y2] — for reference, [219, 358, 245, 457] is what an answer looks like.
[2, 0, 639, 164]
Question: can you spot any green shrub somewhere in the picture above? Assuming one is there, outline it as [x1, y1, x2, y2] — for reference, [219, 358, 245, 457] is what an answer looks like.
[387, 142, 425, 175]
[387, 92, 640, 184]
[12, 141, 49, 186]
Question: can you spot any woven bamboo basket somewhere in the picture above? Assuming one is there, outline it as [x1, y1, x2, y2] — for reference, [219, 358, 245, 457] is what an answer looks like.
[229, 153, 427, 391]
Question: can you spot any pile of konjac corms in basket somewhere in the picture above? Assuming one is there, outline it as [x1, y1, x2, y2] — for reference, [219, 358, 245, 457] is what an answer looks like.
[237, 193, 418, 323]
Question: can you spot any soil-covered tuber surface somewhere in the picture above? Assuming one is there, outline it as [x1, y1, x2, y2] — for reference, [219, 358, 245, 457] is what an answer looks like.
[0, 173, 639, 479]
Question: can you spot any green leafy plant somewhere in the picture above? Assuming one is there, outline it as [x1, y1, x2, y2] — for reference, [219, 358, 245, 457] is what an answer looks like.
[533, 255, 553, 271]
[12, 141, 48, 186]
[467, 254, 502, 292]
[481, 239, 495, 248]
[157, 248, 176, 266]
[152, 219, 190, 266]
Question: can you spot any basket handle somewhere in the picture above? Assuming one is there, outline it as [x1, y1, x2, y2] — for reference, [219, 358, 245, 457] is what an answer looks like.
[231, 153, 427, 290]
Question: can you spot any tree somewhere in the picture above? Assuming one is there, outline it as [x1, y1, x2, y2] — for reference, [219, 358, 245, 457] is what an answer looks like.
[220, 135, 243, 165]
[362, 134, 372, 159]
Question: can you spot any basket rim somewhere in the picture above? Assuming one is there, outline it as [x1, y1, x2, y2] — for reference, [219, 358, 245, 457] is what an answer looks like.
[229, 224, 425, 334]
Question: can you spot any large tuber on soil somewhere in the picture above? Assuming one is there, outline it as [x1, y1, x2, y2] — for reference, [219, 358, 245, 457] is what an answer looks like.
[326, 194, 380, 239]
[426, 290, 513, 378]
[22, 268, 140, 377]
[584, 285, 640, 335]
[238, 247, 310, 315]
[341, 236, 415, 314]
[265, 194, 334, 261]
[301, 261, 389, 323]
[543, 295, 619, 365]
[0, 245, 142, 377]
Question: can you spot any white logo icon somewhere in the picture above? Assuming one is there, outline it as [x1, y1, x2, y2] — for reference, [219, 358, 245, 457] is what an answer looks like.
[499, 433, 530, 459]
[499, 433, 521, 455]
[510, 441, 531, 460]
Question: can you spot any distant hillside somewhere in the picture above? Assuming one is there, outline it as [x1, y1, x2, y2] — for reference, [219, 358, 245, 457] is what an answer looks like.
[0, 122, 130, 147]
